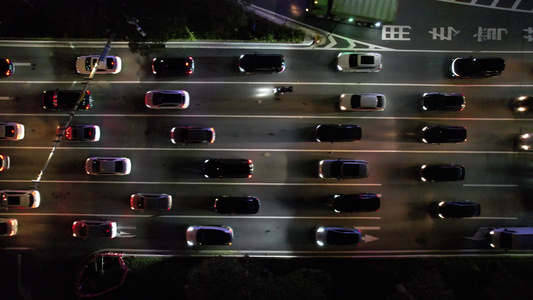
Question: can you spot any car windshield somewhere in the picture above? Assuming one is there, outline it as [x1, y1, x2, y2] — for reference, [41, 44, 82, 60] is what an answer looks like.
[135, 198, 145, 209]
[7, 196, 21, 205]
[81, 127, 96, 139]
[79, 224, 88, 237]
[153, 93, 184, 106]
[105, 58, 115, 69]
[92, 160, 100, 172]
[114, 161, 124, 172]
[327, 229, 359, 245]
[0, 223, 7, 234]
[342, 163, 362, 177]
[360, 55, 374, 64]
[350, 95, 362, 107]
[197, 229, 230, 245]
[376, 96, 384, 107]
[100, 224, 113, 237]
[499, 232, 513, 249]
[4, 125, 15, 137]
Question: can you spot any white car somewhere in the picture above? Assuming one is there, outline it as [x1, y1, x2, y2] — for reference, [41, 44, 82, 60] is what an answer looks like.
[72, 220, 117, 239]
[339, 93, 386, 111]
[76, 55, 122, 74]
[337, 52, 382, 72]
[0, 154, 10, 172]
[85, 157, 131, 175]
[0, 218, 18, 236]
[0, 190, 40, 209]
[145, 90, 190, 109]
[186, 225, 233, 246]
[0, 122, 24, 140]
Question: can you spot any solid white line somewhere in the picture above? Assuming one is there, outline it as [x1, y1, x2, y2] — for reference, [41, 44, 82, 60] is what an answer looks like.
[0, 179, 382, 186]
[0, 212, 381, 221]
[472, 217, 519, 220]
[12, 62, 32, 67]
[0, 146, 525, 155]
[1, 80, 533, 88]
[463, 184, 518, 187]
[160, 216, 381, 220]
[0, 113, 532, 122]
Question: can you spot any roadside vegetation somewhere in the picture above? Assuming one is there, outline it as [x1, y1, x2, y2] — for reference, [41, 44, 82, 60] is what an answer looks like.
[79, 255, 533, 299]
[0, 0, 306, 55]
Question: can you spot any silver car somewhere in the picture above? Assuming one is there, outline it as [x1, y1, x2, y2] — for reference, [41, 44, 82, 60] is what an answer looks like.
[337, 52, 382, 72]
[145, 90, 190, 109]
[85, 157, 131, 175]
[0, 218, 18, 236]
[0, 190, 40, 209]
[0, 122, 24, 140]
[339, 93, 386, 111]
[0, 154, 10, 172]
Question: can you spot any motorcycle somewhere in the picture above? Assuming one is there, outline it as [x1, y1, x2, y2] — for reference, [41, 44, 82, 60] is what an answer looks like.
[274, 86, 293, 95]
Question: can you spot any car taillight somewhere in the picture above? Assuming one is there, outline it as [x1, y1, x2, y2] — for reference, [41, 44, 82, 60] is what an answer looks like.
[65, 127, 72, 140]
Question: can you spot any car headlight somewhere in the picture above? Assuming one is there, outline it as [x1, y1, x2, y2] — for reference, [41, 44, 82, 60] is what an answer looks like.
[339, 106, 347, 111]
[438, 214, 444, 219]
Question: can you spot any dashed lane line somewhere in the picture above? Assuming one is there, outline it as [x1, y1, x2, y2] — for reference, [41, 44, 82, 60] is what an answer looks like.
[0, 212, 381, 221]
[0, 147, 527, 155]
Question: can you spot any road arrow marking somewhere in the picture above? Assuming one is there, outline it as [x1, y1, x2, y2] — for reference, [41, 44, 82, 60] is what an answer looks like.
[362, 234, 379, 243]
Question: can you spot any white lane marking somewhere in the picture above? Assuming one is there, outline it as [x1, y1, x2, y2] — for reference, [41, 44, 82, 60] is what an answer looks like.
[160, 216, 381, 221]
[12, 62, 32, 67]
[0, 212, 381, 220]
[463, 184, 518, 187]
[107, 248, 533, 258]
[471, 217, 519, 220]
[0, 146, 527, 155]
[0, 113, 532, 122]
[437, 0, 532, 13]
[1, 80, 533, 87]
[0, 180, 382, 187]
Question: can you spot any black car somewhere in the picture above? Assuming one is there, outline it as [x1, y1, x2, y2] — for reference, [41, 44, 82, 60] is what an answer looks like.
[171, 126, 215, 144]
[204, 159, 253, 178]
[437, 201, 481, 218]
[42, 90, 93, 110]
[315, 227, 362, 246]
[420, 164, 465, 182]
[332, 194, 380, 213]
[186, 225, 233, 246]
[318, 159, 369, 179]
[450, 56, 505, 78]
[152, 57, 194, 76]
[62, 125, 100, 142]
[238, 53, 285, 73]
[422, 125, 467, 144]
[130, 193, 172, 211]
[315, 124, 362, 142]
[421, 93, 465, 111]
[0, 58, 14, 77]
[214, 196, 260, 214]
